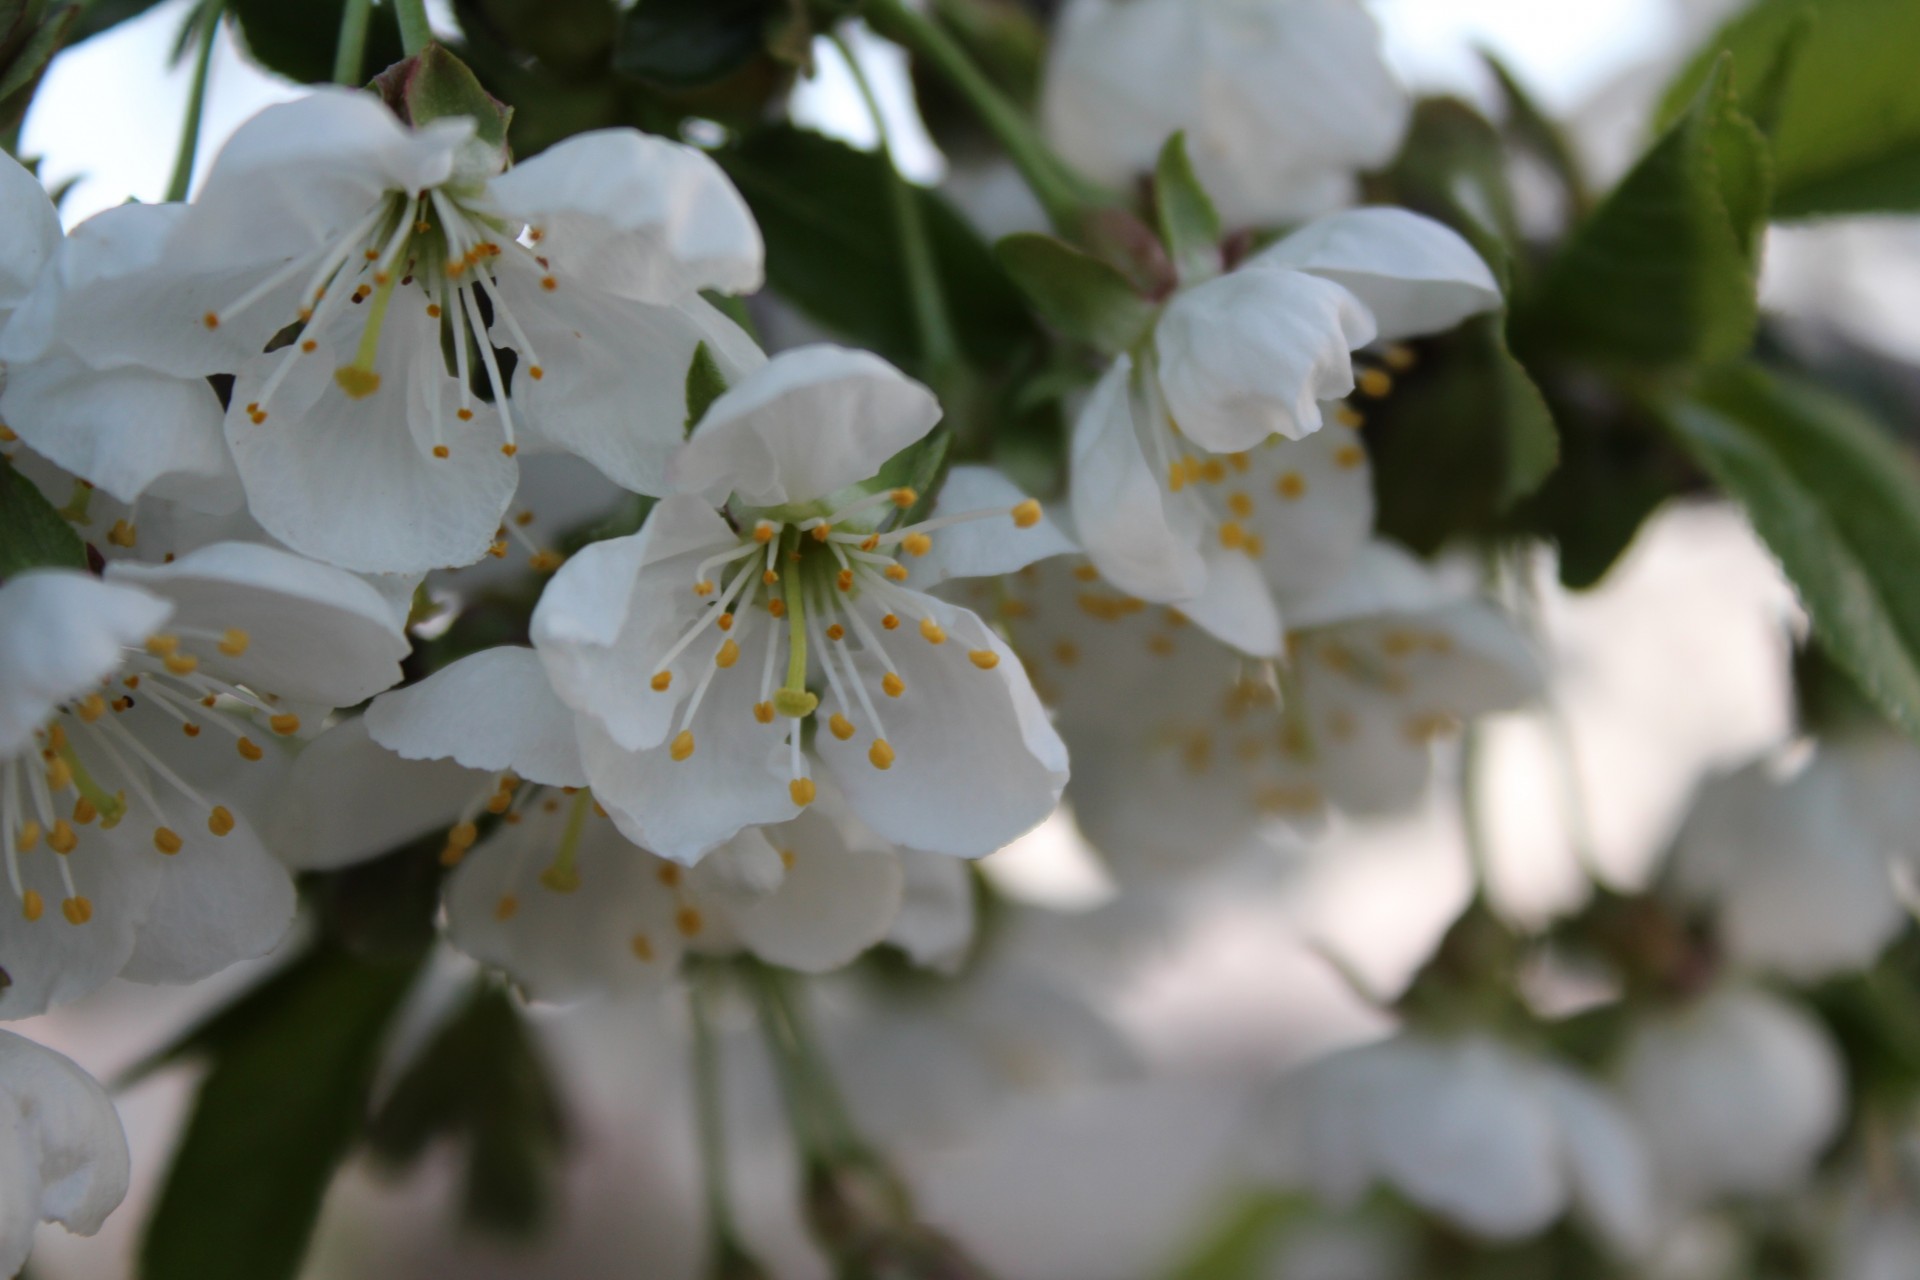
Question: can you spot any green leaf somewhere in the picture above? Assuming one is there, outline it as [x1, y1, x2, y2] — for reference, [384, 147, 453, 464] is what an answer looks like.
[1482, 51, 1591, 217]
[226, 0, 403, 84]
[367, 983, 568, 1235]
[66, 0, 168, 44]
[718, 126, 1036, 371]
[993, 232, 1155, 355]
[1159, 1190, 1309, 1280]
[1658, 0, 1920, 217]
[1662, 364, 1920, 742]
[1370, 98, 1522, 290]
[1536, 56, 1769, 368]
[0, 455, 86, 579]
[1153, 133, 1220, 283]
[685, 340, 728, 433]
[0, 0, 75, 124]
[613, 0, 785, 90]
[138, 944, 426, 1280]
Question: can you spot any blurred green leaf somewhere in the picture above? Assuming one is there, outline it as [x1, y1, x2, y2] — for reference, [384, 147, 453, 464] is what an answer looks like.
[227, 0, 403, 84]
[1659, 0, 1920, 217]
[1536, 56, 1769, 368]
[613, 0, 804, 90]
[994, 232, 1154, 355]
[0, 455, 86, 579]
[685, 340, 728, 433]
[368, 983, 568, 1235]
[1482, 51, 1590, 218]
[1663, 364, 1920, 743]
[1160, 1191, 1309, 1280]
[720, 126, 1036, 372]
[460, 0, 617, 75]
[138, 944, 426, 1280]
[1153, 133, 1220, 284]
[66, 0, 168, 44]
[1369, 98, 1521, 289]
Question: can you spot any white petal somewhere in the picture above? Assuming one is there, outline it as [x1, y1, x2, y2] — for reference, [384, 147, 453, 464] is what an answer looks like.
[530, 496, 739, 752]
[818, 595, 1067, 858]
[509, 284, 764, 495]
[486, 128, 763, 302]
[887, 849, 976, 972]
[1539, 1066, 1656, 1256]
[0, 572, 169, 758]
[668, 345, 940, 509]
[0, 151, 61, 307]
[273, 717, 478, 871]
[1155, 267, 1374, 452]
[107, 541, 410, 707]
[223, 306, 518, 575]
[1069, 356, 1205, 603]
[1284, 539, 1453, 630]
[1254, 207, 1501, 341]
[367, 647, 586, 788]
[1176, 545, 1282, 658]
[1, 350, 235, 509]
[118, 797, 294, 985]
[0, 822, 159, 1019]
[0, 1031, 129, 1237]
[443, 802, 683, 1002]
[1241, 422, 1375, 608]
[904, 466, 1076, 588]
[725, 810, 903, 972]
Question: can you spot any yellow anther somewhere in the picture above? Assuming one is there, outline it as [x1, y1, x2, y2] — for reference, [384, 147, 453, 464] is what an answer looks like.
[269, 713, 301, 736]
[1227, 492, 1254, 518]
[753, 701, 775, 724]
[779, 847, 796, 868]
[107, 519, 137, 548]
[715, 638, 740, 669]
[45, 756, 72, 792]
[1200, 459, 1226, 484]
[892, 487, 917, 508]
[789, 777, 816, 806]
[810, 523, 833, 542]
[72, 797, 97, 825]
[529, 365, 545, 381]
[17, 821, 40, 851]
[1335, 404, 1364, 429]
[836, 569, 854, 592]
[1228, 452, 1251, 473]
[969, 650, 1000, 670]
[1276, 472, 1306, 499]
[902, 532, 932, 557]
[656, 863, 683, 888]
[202, 312, 220, 330]
[1011, 499, 1042, 528]
[1357, 367, 1392, 398]
[21, 890, 42, 921]
[753, 522, 776, 544]
[1148, 635, 1176, 655]
[209, 806, 234, 837]
[651, 671, 673, 692]
[694, 580, 716, 597]
[773, 689, 818, 719]
[446, 821, 479, 853]
[884, 564, 909, 582]
[488, 541, 508, 559]
[163, 652, 199, 676]
[717, 612, 735, 632]
[495, 894, 519, 921]
[1054, 641, 1080, 665]
[859, 534, 881, 552]
[76, 694, 105, 723]
[0, 424, 12, 442]
[676, 905, 704, 937]
[1383, 343, 1416, 371]
[47, 821, 76, 854]
[1218, 522, 1248, 551]
[768, 598, 786, 618]
[869, 738, 895, 770]
[882, 672, 905, 698]
[237, 736, 264, 761]
[670, 730, 695, 761]
[216, 628, 251, 657]
[1167, 461, 1186, 493]
[181, 722, 201, 738]
[62, 896, 92, 926]
[457, 408, 475, 421]
[46, 723, 67, 750]
[1335, 445, 1365, 470]
[829, 713, 856, 741]
[1073, 564, 1100, 582]
[919, 618, 946, 644]
[882, 613, 900, 631]
[487, 790, 513, 814]
[630, 933, 655, 961]
[426, 302, 442, 318]
[763, 569, 779, 586]
[154, 827, 183, 855]
[333, 367, 382, 399]
[529, 550, 564, 572]
[501, 443, 518, 457]
[145, 633, 180, 657]
[826, 624, 845, 642]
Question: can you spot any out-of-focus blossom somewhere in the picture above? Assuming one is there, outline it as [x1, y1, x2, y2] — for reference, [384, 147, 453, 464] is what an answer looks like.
[0, 1031, 129, 1277]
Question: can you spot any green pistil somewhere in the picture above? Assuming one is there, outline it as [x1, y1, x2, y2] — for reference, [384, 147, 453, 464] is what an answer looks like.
[56, 480, 93, 526]
[59, 742, 126, 827]
[538, 789, 593, 893]
[773, 532, 820, 720]
[333, 259, 404, 400]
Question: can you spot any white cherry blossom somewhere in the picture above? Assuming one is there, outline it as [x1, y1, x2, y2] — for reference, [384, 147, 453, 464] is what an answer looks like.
[364, 646, 970, 999]
[0, 1031, 129, 1277]
[1070, 208, 1501, 652]
[1, 88, 765, 575]
[527, 344, 1074, 864]
[0, 543, 409, 1016]
[1042, 0, 1409, 228]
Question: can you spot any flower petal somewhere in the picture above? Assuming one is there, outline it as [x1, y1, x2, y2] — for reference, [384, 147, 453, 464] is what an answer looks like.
[117, 795, 294, 985]
[0, 822, 158, 1019]
[0, 1031, 129, 1243]
[1176, 545, 1282, 658]
[367, 646, 586, 788]
[1241, 422, 1374, 608]
[1155, 267, 1374, 452]
[905, 466, 1076, 589]
[0, 151, 60, 307]
[107, 541, 410, 707]
[273, 717, 477, 871]
[669, 345, 940, 509]
[486, 128, 763, 302]
[0, 572, 170, 759]
[1254, 207, 1501, 341]
[1539, 1066, 1656, 1256]
[888, 849, 976, 972]
[724, 810, 903, 972]
[1069, 356, 1206, 603]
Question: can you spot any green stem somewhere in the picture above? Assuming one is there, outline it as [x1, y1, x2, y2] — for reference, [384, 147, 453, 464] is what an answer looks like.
[861, 0, 1106, 233]
[832, 32, 960, 383]
[688, 970, 742, 1253]
[392, 0, 434, 56]
[163, 4, 220, 203]
[332, 0, 374, 85]
[743, 961, 860, 1160]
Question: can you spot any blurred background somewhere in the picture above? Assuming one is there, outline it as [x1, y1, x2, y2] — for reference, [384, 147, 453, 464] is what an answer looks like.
[20, 0, 1919, 1276]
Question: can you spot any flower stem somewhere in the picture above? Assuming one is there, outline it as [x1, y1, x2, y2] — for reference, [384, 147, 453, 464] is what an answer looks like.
[163, 3, 221, 204]
[392, 0, 434, 57]
[861, 0, 1108, 233]
[332, 0, 374, 85]
[688, 966, 766, 1277]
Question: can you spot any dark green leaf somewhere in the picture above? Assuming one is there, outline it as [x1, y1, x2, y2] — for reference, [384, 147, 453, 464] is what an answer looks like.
[1536, 57, 1769, 368]
[0, 0, 74, 122]
[66, 0, 168, 44]
[1153, 133, 1220, 283]
[1658, 0, 1920, 217]
[1367, 98, 1521, 289]
[685, 340, 728, 433]
[227, 0, 403, 85]
[0, 455, 86, 579]
[458, 0, 617, 75]
[993, 232, 1154, 354]
[1663, 365, 1920, 741]
[719, 126, 1036, 371]
[138, 944, 426, 1280]
[1482, 51, 1590, 217]
[367, 983, 568, 1235]
[613, 0, 779, 90]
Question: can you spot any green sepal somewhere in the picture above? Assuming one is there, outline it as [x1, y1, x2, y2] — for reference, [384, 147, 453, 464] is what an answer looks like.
[685, 341, 728, 435]
[1153, 132, 1221, 283]
[0, 455, 87, 580]
[994, 232, 1156, 355]
[372, 43, 513, 176]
